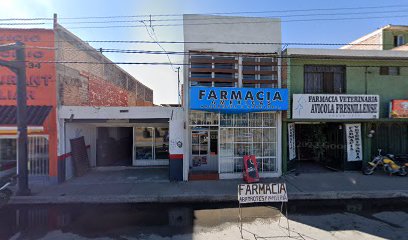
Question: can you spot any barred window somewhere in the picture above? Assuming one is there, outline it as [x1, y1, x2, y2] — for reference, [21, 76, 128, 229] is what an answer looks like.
[304, 65, 346, 94]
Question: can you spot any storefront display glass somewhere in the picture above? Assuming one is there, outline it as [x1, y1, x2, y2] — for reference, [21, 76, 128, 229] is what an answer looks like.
[133, 127, 169, 166]
[219, 112, 277, 174]
[189, 111, 278, 175]
[0, 136, 49, 176]
[0, 138, 17, 166]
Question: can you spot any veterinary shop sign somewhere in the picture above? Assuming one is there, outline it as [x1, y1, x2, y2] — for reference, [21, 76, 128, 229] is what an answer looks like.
[288, 123, 296, 161]
[238, 183, 288, 203]
[293, 94, 379, 119]
[346, 123, 362, 161]
[190, 87, 288, 113]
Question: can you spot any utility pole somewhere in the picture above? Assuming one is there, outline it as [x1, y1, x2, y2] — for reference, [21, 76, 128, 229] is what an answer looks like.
[0, 42, 30, 196]
[176, 67, 181, 105]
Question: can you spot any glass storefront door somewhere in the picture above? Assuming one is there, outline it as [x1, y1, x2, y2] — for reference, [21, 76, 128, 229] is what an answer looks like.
[191, 128, 218, 172]
[133, 127, 169, 166]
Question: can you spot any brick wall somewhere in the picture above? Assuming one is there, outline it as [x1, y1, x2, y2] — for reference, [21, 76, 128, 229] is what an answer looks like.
[55, 24, 154, 107]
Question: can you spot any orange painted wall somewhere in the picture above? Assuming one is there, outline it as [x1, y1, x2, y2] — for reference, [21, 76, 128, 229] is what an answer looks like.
[0, 29, 58, 177]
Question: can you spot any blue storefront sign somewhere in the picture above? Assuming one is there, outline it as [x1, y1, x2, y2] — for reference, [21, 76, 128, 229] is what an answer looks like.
[190, 87, 288, 113]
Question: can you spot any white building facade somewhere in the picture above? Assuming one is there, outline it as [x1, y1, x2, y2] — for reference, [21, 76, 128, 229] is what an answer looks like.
[182, 15, 287, 180]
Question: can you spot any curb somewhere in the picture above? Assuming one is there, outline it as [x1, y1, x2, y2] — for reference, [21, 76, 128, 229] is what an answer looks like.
[9, 190, 408, 204]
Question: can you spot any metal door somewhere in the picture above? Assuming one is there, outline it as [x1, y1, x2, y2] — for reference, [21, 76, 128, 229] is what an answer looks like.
[324, 123, 344, 171]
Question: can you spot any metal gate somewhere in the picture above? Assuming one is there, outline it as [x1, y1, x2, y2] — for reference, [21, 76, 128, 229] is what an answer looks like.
[28, 136, 49, 176]
[0, 135, 49, 176]
[373, 123, 408, 155]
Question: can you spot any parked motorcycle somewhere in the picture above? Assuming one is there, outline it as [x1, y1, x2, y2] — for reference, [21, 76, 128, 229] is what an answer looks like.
[363, 149, 408, 176]
[0, 174, 15, 207]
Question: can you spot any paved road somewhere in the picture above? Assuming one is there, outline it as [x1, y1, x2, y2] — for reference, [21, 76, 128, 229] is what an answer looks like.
[2, 203, 407, 240]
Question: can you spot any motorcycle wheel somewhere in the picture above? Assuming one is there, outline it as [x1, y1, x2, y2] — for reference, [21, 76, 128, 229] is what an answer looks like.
[0, 189, 12, 205]
[398, 167, 408, 176]
[363, 166, 374, 175]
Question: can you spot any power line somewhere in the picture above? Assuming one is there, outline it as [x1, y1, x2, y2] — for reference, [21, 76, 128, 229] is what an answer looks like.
[0, 17, 52, 21]
[2, 60, 408, 67]
[65, 14, 408, 29]
[12, 45, 398, 55]
[25, 47, 408, 61]
[17, 40, 399, 47]
[0, 4, 407, 21]
[57, 8, 408, 24]
[0, 22, 46, 26]
[4, 14, 392, 28]
[5, 8, 407, 25]
[140, 20, 177, 72]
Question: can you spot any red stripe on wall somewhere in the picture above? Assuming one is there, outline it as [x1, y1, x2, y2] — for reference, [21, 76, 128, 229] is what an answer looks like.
[0, 161, 16, 171]
[169, 154, 183, 160]
[58, 145, 91, 161]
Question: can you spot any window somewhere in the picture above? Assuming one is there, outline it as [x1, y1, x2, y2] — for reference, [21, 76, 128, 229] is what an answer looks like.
[0, 136, 49, 176]
[214, 73, 234, 79]
[190, 81, 212, 87]
[394, 35, 405, 47]
[259, 57, 274, 63]
[134, 127, 169, 160]
[242, 57, 256, 62]
[191, 72, 211, 78]
[214, 82, 235, 87]
[380, 66, 400, 76]
[243, 83, 256, 88]
[304, 65, 346, 94]
[214, 63, 234, 69]
[259, 74, 273, 80]
[191, 63, 211, 69]
[214, 56, 235, 61]
[243, 65, 256, 71]
[189, 111, 218, 126]
[243, 74, 256, 80]
[260, 65, 273, 71]
[0, 138, 16, 169]
[219, 112, 278, 173]
[191, 55, 211, 61]
[260, 83, 276, 88]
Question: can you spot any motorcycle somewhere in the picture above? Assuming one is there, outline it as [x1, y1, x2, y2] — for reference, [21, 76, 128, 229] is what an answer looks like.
[363, 149, 408, 176]
[0, 174, 15, 207]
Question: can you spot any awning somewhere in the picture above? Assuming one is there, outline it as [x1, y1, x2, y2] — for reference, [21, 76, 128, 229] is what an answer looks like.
[0, 106, 52, 126]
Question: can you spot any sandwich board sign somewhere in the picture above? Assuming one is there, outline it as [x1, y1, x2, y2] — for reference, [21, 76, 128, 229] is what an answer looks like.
[243, 155, 259, 183]
[238, 183, 288, 203]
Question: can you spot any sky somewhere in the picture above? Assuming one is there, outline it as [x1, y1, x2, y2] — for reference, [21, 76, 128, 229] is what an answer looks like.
[1, 0, 408, 104]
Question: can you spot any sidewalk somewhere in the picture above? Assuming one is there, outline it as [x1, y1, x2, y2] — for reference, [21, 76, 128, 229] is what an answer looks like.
[9, 169, 408, 204]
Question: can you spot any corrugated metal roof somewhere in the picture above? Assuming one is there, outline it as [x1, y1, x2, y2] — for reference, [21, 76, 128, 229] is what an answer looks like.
[0, 106, 52, 126]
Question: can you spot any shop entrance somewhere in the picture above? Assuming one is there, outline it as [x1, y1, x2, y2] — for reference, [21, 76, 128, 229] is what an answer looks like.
[96, 127, 133, 166]
[290, 123, 345, 173]
[95, 125, 170, 167]
[133, 126, 169, 166]
[191, 127, 219, 172]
